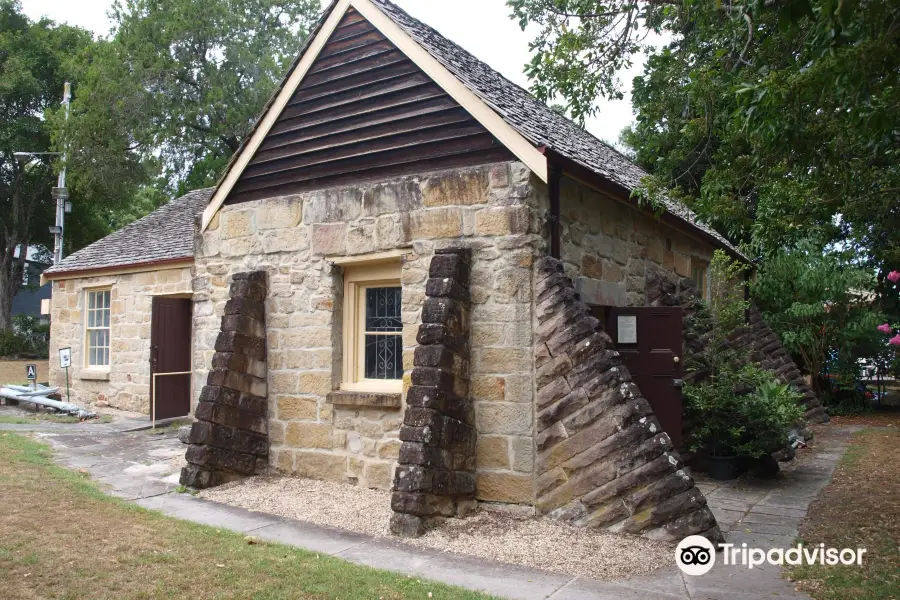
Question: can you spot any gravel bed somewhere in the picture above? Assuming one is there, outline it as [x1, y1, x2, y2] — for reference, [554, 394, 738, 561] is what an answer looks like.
[199, 475, 674, 581]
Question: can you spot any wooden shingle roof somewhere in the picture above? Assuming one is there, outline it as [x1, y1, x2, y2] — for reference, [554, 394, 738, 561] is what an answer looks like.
[367, 0, 742, 257]
[43, 188, 213, 279]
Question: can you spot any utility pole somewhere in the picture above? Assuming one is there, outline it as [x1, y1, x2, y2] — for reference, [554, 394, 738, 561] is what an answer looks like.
[51, 82, 71, 266]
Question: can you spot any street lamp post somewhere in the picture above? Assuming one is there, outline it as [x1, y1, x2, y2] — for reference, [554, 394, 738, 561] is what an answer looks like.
[13, 82, 71, 266]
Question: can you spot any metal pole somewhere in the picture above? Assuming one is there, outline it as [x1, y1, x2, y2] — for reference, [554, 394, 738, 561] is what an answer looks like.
[53, 82, 71, 266]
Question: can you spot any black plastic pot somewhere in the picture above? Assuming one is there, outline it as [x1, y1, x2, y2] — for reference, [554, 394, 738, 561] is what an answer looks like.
[752, 454, 781, 479]
[707, 455, 741, 481]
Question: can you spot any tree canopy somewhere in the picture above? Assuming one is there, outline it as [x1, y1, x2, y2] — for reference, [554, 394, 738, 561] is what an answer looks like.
[511, 0, 899, 268]
[66, 0, 321, 197]
[0, 0, 94, 329]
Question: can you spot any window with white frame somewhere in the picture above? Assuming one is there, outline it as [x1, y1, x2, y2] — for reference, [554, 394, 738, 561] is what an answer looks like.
[85, 289, 111, 367]
[341, 261, 402, 393]
[691, 262, 709, 300]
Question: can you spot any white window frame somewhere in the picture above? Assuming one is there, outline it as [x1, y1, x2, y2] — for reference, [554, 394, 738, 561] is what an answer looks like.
[84, 288, 112, 369]
[691, 261, 709, 301]
[341, 261, 403, 394]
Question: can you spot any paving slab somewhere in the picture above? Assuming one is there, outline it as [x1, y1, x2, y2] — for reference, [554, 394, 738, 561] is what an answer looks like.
[547, 576, 687, 600]
[252, 520, 370, 556]
[350, 543, 574, 600]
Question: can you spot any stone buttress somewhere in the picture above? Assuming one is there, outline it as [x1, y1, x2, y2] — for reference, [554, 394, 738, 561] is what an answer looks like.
[534, 257, 722, 543]
[390, 248, 478, 537]
[181, 272, 269, 488]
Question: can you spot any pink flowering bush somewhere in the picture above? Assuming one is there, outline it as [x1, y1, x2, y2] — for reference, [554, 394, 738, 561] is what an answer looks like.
[891, 335, 900, 347]
[889, 270, 900, 283]
[878, 323, 893, 333]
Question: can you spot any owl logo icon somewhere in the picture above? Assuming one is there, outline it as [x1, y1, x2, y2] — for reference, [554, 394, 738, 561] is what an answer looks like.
[676, 535, 716, 576]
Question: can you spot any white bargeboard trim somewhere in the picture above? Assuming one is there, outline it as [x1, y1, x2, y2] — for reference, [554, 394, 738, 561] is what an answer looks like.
[200, 0, 547, 231]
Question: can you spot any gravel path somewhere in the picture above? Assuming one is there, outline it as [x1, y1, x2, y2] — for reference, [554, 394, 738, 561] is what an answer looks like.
[199, 475, 673, 581]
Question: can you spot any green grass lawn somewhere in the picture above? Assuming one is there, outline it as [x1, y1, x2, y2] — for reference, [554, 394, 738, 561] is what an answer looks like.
[786, 427, 900, 599]
[0, 432, 498, 600]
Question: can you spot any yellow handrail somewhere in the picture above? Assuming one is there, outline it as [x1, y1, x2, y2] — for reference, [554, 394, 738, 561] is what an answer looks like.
[151, 370, 192, 429]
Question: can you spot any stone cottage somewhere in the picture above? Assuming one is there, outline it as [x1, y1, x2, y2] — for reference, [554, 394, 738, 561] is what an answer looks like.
[46, 0, 825, 542]
[42, 189, 212, 417]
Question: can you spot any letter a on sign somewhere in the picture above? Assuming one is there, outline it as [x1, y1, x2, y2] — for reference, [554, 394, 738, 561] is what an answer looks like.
[26, 364, 37, 381]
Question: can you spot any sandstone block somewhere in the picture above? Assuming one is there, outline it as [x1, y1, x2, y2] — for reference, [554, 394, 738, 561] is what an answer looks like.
[475, 402, 533, 435]
[291, 451, 347, 481]
[298, 371, 333, 396]
[222, 210, 254, 239]
[423, 170, 489, 207]
[471, 376, 505, 402]
[277, 395, 318, 420]
[476, 435, 510, 469]
[311, 223, 348, 256]
[257, 197, 301, 230]
[475, 206, 530, 236]
[476, 471, 533, 504]
[364, 462, 393, 490]
[408, 208, 463, 239]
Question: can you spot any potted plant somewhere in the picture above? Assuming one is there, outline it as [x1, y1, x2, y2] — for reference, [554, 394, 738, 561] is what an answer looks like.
[733, 377, 805, 478]
[685, 363, 750, 480]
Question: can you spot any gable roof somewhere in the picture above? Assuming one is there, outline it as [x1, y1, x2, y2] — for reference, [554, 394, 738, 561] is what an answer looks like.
[204, 0, 742, 258]
[43, 188, 213, 280]
[366, 0, 741, 256]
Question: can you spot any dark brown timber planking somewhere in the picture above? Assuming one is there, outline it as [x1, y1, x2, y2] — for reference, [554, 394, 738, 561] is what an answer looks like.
[225, 7, 514, 205]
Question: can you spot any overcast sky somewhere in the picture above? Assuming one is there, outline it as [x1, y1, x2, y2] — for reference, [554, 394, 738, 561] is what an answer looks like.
[20, 0, 647, 146]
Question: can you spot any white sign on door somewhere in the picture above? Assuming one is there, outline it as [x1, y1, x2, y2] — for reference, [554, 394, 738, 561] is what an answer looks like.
[617, 315, 638, 344]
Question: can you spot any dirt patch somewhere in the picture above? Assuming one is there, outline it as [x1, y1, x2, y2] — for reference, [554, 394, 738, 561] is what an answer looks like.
[200, 474, 675, 581]
[828, 408, 900, 428]
[0, 359, 50, 386]
[786, 428, 900, 599]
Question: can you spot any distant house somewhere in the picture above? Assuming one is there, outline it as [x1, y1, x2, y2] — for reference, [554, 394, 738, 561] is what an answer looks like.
[13, 246, 52, 322]
[42, 0, 825, 543]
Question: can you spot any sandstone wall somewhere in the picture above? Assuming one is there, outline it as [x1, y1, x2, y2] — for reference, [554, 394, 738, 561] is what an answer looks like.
[533, 256, 722, 543]
[193, 162, 543, 501]
[48, 266, 193, 413]
[554, 176, 714, 308]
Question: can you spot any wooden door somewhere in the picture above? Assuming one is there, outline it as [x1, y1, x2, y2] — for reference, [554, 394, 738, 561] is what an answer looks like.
[607, 307, 684, 448]
[150, 297, 192, 421]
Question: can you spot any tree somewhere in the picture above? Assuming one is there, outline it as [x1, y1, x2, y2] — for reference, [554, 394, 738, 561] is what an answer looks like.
[510, 1, 900, 273]
[0, 1, 93, 330]
[752, 241, 885, 400]
[66, 0, 322, 196]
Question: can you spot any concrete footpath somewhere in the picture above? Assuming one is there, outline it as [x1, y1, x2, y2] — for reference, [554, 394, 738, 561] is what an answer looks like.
[3, 416, 854, 600]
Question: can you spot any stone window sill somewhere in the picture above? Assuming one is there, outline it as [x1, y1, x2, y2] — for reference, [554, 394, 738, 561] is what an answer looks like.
[79, 369, 110, 381]
[326, 390, 402, 409]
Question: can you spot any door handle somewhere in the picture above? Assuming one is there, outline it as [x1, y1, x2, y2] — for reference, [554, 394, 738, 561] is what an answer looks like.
[673, 379, 684, 388]
[673, 356, 680, 364]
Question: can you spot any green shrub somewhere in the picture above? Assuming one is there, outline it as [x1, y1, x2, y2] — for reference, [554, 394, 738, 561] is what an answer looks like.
[685, 364, 804, 459]
[0, 329, 24, 357]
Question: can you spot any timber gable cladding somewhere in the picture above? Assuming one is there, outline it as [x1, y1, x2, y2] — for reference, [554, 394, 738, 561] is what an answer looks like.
[225, 7, 514, 205]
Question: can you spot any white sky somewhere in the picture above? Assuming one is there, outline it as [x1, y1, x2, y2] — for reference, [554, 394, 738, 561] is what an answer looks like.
[20, 0, 648, 146]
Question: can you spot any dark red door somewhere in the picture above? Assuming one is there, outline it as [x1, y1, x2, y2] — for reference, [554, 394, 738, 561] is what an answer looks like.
[607, 307, 684, 448]
[150, 297, 192, 421]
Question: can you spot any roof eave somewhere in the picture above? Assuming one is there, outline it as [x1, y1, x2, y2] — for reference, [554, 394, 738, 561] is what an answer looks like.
[41, 256, 194, 285]
[544, 149, 750, 265]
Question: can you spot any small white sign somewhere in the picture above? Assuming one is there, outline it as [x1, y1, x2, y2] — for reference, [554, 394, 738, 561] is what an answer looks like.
[26, 364, 37, 381]
[59, 347, 72, 369]
[617, 315, 638, 344]
[40, 298, 51, 315]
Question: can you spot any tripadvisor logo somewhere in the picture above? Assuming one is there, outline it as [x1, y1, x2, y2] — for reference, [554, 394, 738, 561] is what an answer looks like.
[676, 536, 716, 576]
[675, 536, 868, 575]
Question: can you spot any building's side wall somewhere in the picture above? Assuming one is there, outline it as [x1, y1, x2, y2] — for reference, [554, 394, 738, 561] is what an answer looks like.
[194, 162, 543, 502]
[48, 266, 193, 413]
[554, 176, 715, 306]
